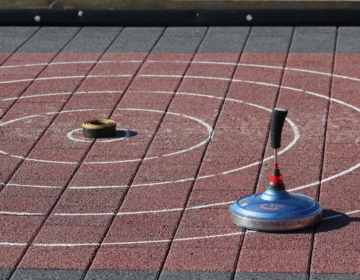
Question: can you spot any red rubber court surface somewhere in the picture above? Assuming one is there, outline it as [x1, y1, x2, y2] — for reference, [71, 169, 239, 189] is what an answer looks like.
[0, 26, 359, 280]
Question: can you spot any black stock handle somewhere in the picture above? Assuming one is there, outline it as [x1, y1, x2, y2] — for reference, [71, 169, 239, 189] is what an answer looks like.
[270, 108, 288, 149]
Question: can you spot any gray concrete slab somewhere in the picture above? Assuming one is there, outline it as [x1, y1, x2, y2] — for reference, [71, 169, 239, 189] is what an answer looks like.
[152, 27, 208, 53]
[0, 269, 14, 280]
[0, 27, 39, 53]
[84, 270, 159, 280]
[17, 27, 80, 53]
[336, 27, 360, 53]
[198, 27, 250, 53]
[107, 27, 165, 53]
[10, 269, 85, 280]
[290, 27, 337, 53]
[235, 272, 309, 280]
[244, 27, 293, 53]
[159, 271, 234, 280]
[310, 274, 360, 280]
[62, 27, 122, 53]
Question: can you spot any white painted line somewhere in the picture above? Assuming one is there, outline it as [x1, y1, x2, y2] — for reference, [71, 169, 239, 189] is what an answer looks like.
[331, 97, 360, 113]
[0, 60, 142, 70]
[58, 108, 107, 114]
[174, 231, 244, 242]
[21, 158, 78, 165]
[119, 108, 164, 114]
[0, 74, 132, 85]
[85, 158, 142, 164]
[130, 90, 175, 95]
[55, 213, 115, 216]
[305, 91, 330, 100]
[245, 102, 272, 112]
[84, 109, 212, 164]
[2, 92, 73, 101]
[0, 76, 301, 171]
[132, 177, 196, 187]
[0, 211, 43, 216]
[0, 60, 360, 226]
[179, 92, 224, 100]
[322, 215, 343, 220]
[118, 208, 184, 215]
[0, 242, 27, 246]
[236, 79, 280, 88]
[322, 209, 360, 221]
[288, 181, 321, 192]
[1, 90, 123, 103]
[226, 98, 244, 103]
[6, 183, 62, 189]
[103, 239, 171, 246]
[219, 161, 262, 176]
[147, 60, 190, 64]
[33, 231, 246, 247]
[30, 206, 360, 248]
[52, 209, 360, 245]
[143, 156, 159, 161]
[0, 151, 8, 155]
[289, 162, 360, 192]
[46, 108, 104, 115]
[139, 74, 232, 82]
[346, 209, 360, 215]
[147, 60, 360, 82]
[0, 115, 40, 126]
[60, 201, 235, 217]
[75, 90, 123, 95]
[87, 74, 132, 79]
[188, 201, 235, 210]
[197, 174, 216, 179]
[163, 114, 213, 157]
[69, 185, 128, 189]
[10, 155, 25, 160]
[139, 74, 183, 79]
[282, 86, 304, 92]
[1, 91, 123, 102]
[34, 243, 99, 247]
[238, 62, 283, 70]
[277, 118, 301, 158]
[67, 128, 130, 143]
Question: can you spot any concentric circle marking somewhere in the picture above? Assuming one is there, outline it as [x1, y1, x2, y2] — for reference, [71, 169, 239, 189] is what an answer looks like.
[84, 108, 213, 164]
[1, 59, 360, 246]
[67, 128, 131, 143]
[0, 108, 213, 165]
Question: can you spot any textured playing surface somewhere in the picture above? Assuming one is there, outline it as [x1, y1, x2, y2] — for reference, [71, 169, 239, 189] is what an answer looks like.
[0, 26, 359, 280]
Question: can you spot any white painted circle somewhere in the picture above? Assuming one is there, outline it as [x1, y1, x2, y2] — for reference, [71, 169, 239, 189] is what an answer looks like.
[1, 60, 358, 192]
[1, 59, 360, 246]
[67, 128, 131, 143]
[246, 14, 253, 21]
[34, 15, 41, 22]
[0, 108, 213, 165]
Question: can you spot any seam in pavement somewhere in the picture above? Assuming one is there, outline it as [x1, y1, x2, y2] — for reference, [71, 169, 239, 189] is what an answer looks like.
[0, 27, 40, 94]
[5, 26, 84, 279]
[307, 26, 339, 275]
[0, 26, 82, 192]
[152, 27, 254, 278]
[7, 27, 124, 279]
[231, 26, 295, 279]
[0, 26, 41, 186]
[80, 27, 168, 280]
[151, 27, 214, 279]
[229, 26, 255, 280]
[0, 27, 41, 81]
